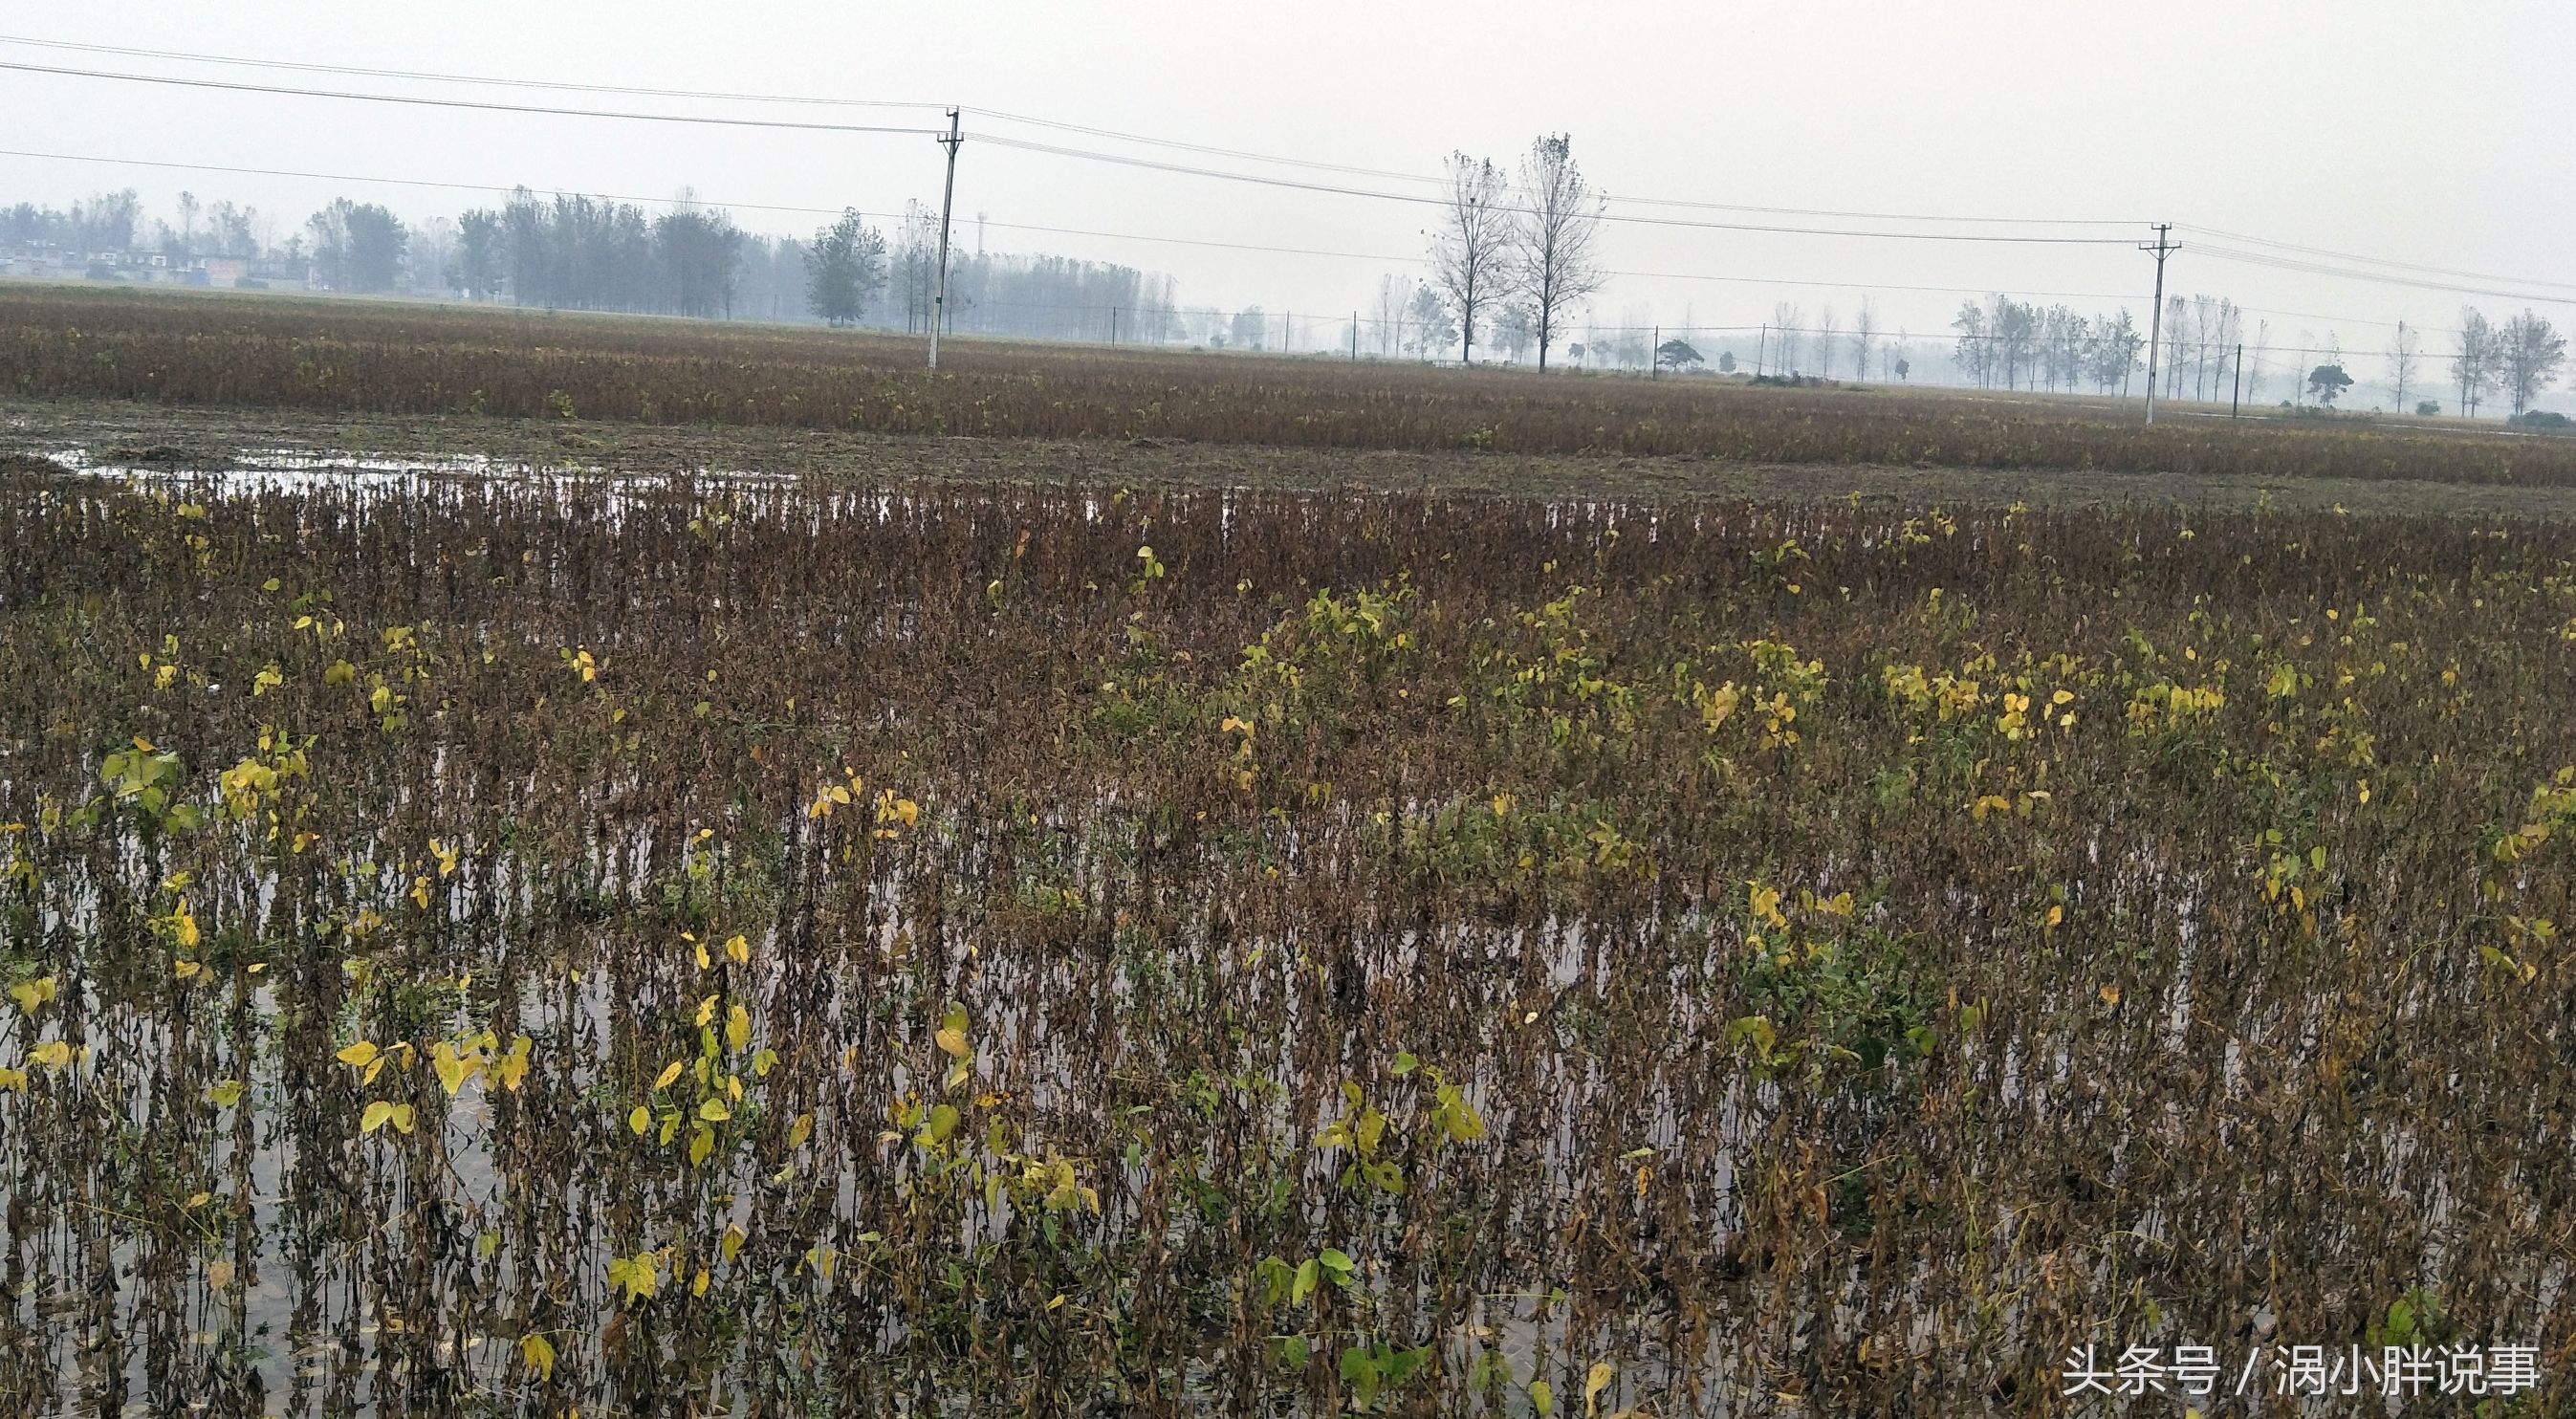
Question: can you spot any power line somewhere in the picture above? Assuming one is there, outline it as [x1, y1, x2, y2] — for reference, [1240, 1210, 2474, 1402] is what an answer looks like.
[0, 147, 2130, 295]
[0, 147, 885, 220]
[0, 33, 2146, 229]
[0, 59, 944, 136]
[2179, 223, 2576, 295]
[0, 52, 2138, 243]
[2194, 244, 2576, 309]
[0, 146, 2467, 340]
[19, 32, 2571, 307]
[0, 33, 946, 112]
[971, 103, 2142, 228]
[6, 53, 2129, 242]
[975, 135, 2140, 244]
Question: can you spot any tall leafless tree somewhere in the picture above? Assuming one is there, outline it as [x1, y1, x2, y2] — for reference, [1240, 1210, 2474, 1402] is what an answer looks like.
[1507, 134, 1605, 371]
[2164, 295, 2191, 401]
[2454, 308, 2500, 416]
[1372, 274, 1409, 358]
[2385, 321, 2420, 414]
[1815, 306, 1840, 378]
[1428, 153, 1508, 364]
[1850, 299, 1876, 385]
[1772, 301, 1803, 375]
[2497, 310, 2567, 417]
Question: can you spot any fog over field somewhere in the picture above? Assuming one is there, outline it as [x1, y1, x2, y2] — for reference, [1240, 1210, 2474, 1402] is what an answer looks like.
[4, 2, 2573, 409]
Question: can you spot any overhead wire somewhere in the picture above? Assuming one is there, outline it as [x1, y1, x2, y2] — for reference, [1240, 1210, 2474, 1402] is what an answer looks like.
[0, 145, 2473, 340]
[0, 33, 2146, 229]
[0, 59, 944, 136]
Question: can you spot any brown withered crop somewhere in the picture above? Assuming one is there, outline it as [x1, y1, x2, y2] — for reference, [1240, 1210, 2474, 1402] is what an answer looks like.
[2, 463, 2572, 1415]
[3, 282, 2571, 485]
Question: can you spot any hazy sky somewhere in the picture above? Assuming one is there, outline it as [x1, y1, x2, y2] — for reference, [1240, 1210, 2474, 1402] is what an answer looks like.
[7, 1, 2574, 381]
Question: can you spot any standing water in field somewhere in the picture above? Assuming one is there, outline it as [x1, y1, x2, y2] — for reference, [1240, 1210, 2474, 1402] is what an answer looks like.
[2, 469, 2571, 1415]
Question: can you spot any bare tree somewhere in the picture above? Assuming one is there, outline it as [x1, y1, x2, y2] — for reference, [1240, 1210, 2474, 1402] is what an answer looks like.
[2164, 295, 2190, 401]
[1815, 306, 1840, 378]
[2454, 308, 2500, 416]
[1772, 301, 1803, 375]
[1405, 286, 1453, 361]
[1428, 153, 1508, 364]
[1507, 134, 1606, 371]
[2497, 310, 2567, 417]
[2385, 321, 2420, 415]
[1951, 299, 1992, 387]
[1372, 274, 1409, 358]
[1494, 303, 1535, 363]
[1850, 299, 1876, 385]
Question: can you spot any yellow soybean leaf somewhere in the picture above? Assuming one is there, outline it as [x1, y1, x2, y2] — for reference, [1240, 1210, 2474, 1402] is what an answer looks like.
[726, 1005, 751, 1054]
[518, 1332, 557, 1383]
[720, 1224, 747, 1262]
[8, 976, 55, 1016]
[653, 1059, 684, 1091]
[628, 1105, 651, 1137]
[336, 1040, 379, 1069]
[934, 1003, 971, 1058]
[699, 1100, 731, 1123]
[388, 1103, 416, 1134]
[694, 995, 718, 1028]
[209, 1079, 244, 1107]
[725, 933, 750, 964]
[361, 1101, 397, 1134]
[688, 1124, 715, 1167]
[30, 1039, 72, 1069]
[1585, 1362, 1614, 1413]
[495, 1036, 532, 1091]
[1531, 1380, 1555, 1417]
[788, 1112, 814, 1149]
[431, 1042, 470, 1097]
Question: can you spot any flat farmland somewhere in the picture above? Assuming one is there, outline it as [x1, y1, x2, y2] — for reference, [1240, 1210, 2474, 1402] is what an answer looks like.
[2, 285, 2573, 1415]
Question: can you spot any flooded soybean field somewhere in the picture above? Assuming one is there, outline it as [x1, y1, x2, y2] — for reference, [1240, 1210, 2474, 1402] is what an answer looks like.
[2, 465, 2572, 1415]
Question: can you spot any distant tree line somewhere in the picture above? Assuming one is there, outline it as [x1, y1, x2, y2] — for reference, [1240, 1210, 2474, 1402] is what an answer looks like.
[4, 188, 267, 260]
[5, 183, 2568, 417]
[1949, 296, 2147, 395]
[2, 185, 1178, 338]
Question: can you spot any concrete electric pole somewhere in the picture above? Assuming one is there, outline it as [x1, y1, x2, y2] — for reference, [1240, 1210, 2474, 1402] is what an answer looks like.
[2140, 223, 2178, 425]
[928, 109, 962, 371]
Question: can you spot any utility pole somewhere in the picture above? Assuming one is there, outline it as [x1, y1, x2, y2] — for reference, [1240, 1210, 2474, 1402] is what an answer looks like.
[1651, 325, 1660, 380]
[927, 108, 962, 371]
[1757, 323, 1768, 377]
[1350, 312, 1358, 361]
[2231, 342, 2243, 418]
[1109, 307, 1119, 347]
[2140, 223, 2177, 425]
